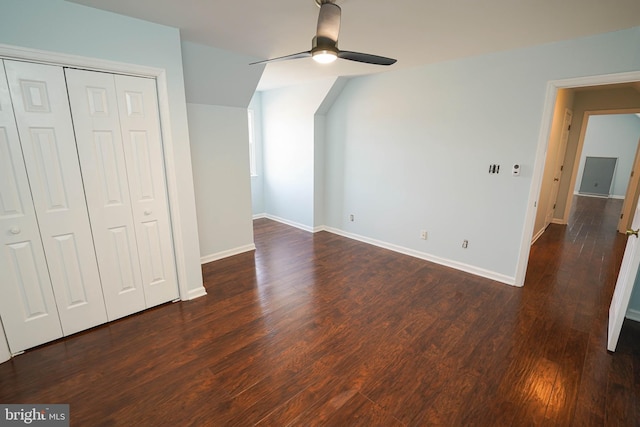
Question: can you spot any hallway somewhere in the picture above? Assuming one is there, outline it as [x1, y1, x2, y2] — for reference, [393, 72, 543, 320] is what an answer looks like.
[525, 195, 639, 424]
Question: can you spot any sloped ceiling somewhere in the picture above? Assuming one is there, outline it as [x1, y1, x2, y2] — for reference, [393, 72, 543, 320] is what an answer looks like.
[67, 0, 640, 90]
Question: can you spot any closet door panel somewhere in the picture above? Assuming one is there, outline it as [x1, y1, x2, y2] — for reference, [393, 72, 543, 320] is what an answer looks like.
[115, 75, 178, 307]
[65, 68, 146, 321]
[5, 60, 107, 336]
[0, 62, 63, 353]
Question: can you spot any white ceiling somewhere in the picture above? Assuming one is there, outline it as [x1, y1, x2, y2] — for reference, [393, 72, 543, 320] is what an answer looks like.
[68, 0, 640, 91]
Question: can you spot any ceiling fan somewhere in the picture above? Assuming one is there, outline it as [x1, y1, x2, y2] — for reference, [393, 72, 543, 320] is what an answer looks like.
[251, 0, 397, 66]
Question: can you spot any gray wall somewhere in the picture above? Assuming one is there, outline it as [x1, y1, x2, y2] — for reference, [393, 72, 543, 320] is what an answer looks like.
[574, 114, 640, 197]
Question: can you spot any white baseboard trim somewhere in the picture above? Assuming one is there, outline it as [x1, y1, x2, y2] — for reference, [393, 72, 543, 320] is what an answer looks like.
[572, 193, 624, 200]
[575, 192, 609, 199]
[531, 227, 546, 245]
[184, 286, 207, 301]
[253, 213, 266, 220]
[264, 214, 315, 233]
[323, 226, 516, 286]
[532, 220, 568, 244]
[0, 335, 10, 364]
[626, 308, 640, 323]
[200, 244, 256, 265]
[255, 217, 516, 286]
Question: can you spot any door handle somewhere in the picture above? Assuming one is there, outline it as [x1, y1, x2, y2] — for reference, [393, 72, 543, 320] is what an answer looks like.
[9, 227, 21, 235]
[626, 229, 639, 238]
[553, 178, 559, 182]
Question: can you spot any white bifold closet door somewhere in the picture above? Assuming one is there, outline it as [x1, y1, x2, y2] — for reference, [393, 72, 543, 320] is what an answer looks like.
[0, 60, 108, 352]
[0, 60, 178, 355]
[65, 69, 178, 318]
[0, 62, 63, 352]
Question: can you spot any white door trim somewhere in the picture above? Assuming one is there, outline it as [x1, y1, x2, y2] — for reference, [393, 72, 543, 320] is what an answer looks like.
[618, 138, 640, 233]
[0, 43, 199, 304]
[0, 318, 10, 363]
[516, 70, 640, 287]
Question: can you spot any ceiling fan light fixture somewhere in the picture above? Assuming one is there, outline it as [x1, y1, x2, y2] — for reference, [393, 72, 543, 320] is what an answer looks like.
[249, 0, 396, 67]
[312, 49, 338, 64]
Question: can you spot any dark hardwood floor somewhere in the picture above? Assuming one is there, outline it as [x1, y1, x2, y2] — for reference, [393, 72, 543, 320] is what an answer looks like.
[1, 196, 639, 426]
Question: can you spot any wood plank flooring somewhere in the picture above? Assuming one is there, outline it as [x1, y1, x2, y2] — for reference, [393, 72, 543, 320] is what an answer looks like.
[1, 195, 639, 426]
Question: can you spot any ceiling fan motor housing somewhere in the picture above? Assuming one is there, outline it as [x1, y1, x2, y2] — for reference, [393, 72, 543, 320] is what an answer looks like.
[312, 35, 338, 56]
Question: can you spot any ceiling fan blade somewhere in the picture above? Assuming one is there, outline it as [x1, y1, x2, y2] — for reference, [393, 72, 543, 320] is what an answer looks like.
[337, 51, 397, 66]
[249, 51, 312, 65]
[316, 2, 341, 44]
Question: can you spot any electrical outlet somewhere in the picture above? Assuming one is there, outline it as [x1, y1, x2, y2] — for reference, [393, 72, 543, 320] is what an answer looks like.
[462, 239, 468, 249]
[349, 214, 355, 222]
[420, 230, 427, 240]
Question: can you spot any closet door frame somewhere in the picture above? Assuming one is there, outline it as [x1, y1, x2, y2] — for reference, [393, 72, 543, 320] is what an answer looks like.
[0, 44, 206, 364]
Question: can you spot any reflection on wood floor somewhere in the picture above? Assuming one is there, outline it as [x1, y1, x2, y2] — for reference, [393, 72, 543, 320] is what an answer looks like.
[0, 195, 638, 425]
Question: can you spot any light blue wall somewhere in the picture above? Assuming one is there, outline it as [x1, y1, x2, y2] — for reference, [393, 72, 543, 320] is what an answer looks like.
[261, 78, 337, 229]
[188, 103, 254, 260]
[250, 93, 265, 216]
[180, 41, 262, 260]
[314, 115, 326, 228]
[181, 41, 263, 108]
[574, 114, 640, 197]
[324, 27, 640, 281]
[0, 0, 204, 293]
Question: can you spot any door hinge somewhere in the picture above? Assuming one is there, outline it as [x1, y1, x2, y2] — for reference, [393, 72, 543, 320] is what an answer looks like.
[553, 203, 556, 209]
[631, 171, 634, 178]
[621, 213, 624, 219]
[560, 165, 564, 171]
[568, 124, 571, 130]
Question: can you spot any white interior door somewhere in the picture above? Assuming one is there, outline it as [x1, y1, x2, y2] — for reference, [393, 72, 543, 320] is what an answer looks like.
[617, 139, 640, 233]
[65, 68, 146, 321]
[5, 60, 108, 337]
[115, 75, 179, 307]
[608, 197, 640, 351]
[0, 61, 63, 353]
[545, 108, 572, 227]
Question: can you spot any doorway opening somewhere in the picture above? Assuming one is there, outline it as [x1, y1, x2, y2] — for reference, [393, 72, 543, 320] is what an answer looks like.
[534, 108, 640, 245]
[561, 108, 640, 231]
[516, 73, 640, 288]
[522, 75, 640, 348]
